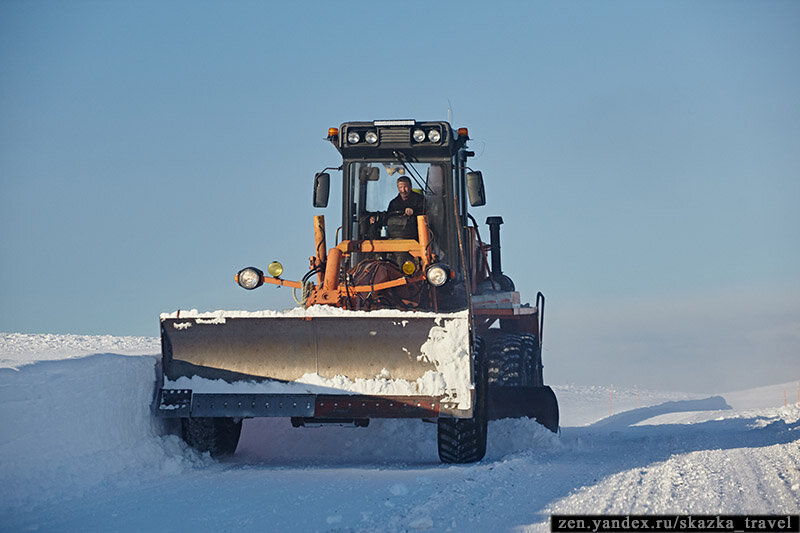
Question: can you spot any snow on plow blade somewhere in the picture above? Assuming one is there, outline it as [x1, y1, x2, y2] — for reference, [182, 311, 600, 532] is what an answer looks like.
[159, 309, 473, 415]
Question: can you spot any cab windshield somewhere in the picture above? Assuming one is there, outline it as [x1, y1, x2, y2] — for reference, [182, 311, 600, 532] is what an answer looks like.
[345, 160, 454, 264]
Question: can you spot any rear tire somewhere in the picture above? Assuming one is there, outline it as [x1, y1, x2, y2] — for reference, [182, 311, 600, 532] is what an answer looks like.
[484, 330, 558, 432]
[519, 334, 543, 386]
[486, 331, 542, 386]
[437, 337, 488, 464]
[180, 417, 243, 458]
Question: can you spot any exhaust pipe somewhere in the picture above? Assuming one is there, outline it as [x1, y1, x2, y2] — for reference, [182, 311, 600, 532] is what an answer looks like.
[486, 216, 504, 280]
[486, 216, 515, 291]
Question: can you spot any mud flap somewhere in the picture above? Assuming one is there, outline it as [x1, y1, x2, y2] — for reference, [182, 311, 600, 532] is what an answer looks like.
[487, 384, 559, 432]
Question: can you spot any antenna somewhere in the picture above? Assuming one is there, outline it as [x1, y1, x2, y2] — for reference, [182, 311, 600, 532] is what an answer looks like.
[447, 99, 453, 124]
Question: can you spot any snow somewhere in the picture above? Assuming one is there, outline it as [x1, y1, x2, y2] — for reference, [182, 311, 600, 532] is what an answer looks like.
[164, 370, 446, 397]
[160, 305, 470, 320]
[1, 332, 798, 532]
[0, 332, 159, 369]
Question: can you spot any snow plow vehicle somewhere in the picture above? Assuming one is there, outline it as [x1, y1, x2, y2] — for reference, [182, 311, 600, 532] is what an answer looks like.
[154, 119, 559, 463]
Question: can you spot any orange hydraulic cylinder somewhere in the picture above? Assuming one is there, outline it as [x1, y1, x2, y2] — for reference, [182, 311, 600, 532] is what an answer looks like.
[314, 215, 327, 285]
[417, 215, 431, 268]
[323, 247, 342, 290]
[314, 215, 327, 264]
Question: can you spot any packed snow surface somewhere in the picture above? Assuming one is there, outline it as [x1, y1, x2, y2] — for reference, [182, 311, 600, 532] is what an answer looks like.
[1, 333, 798, 532]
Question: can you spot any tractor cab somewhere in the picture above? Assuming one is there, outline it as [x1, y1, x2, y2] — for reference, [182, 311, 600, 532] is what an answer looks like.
[311, 120, 486, 311]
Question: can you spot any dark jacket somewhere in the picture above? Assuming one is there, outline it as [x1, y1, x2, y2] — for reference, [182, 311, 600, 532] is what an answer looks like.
[385, 191, 424, 239]
[387, 191, 424, 216]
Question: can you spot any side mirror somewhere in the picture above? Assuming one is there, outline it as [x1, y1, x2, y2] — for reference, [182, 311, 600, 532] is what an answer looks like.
[360, 166, 380, 181]
[313, 172, 330, 208]
[466, 171, 486, 207]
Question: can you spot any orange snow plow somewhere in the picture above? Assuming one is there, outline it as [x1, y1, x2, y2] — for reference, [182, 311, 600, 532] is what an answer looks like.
[155, 120, 558, 462]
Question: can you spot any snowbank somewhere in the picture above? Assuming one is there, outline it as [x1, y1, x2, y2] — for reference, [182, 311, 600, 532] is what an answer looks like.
[1, 333, 797, 532]
[0, 332, 159, 369]
[0, 348, 204, 515]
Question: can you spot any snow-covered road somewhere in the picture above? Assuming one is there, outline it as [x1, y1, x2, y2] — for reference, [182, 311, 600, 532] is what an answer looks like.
[0, 333, 798, 532]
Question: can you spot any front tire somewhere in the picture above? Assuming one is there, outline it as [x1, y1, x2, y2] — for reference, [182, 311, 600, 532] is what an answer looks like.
[180, 417, 243, 458]
[437, 337, 488, 464]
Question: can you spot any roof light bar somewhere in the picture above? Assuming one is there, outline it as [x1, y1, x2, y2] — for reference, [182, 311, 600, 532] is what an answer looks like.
[373, 120, 416, 126]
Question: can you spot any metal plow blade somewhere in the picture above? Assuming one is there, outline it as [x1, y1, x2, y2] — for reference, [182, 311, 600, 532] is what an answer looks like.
[160, 312, 471, 399]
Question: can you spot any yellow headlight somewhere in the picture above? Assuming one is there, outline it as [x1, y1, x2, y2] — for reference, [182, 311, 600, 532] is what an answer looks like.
[402, 261, 416, 276]
[267, 261, 284, 278]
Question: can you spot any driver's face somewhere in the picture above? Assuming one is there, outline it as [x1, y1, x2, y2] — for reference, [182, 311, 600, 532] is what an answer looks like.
[397, 180, 411, 200]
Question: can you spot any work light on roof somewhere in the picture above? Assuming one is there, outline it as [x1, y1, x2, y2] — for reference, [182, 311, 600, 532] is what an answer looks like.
[427, 129, 441, 143]
[365, 130, 378, 144]
[412, 129, 426, 142]
[347, 131, 361, 144]
[373, 119, 415, 126]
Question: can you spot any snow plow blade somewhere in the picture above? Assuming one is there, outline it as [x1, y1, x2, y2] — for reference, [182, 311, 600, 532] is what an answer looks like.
[487, 384, 559, 432]
[159, 310, 473, 415]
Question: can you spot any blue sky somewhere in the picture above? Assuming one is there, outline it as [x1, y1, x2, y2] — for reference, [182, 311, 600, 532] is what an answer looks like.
[2, 1, 798, 392]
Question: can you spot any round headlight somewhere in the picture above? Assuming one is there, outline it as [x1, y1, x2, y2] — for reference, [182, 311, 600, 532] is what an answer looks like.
[267, 261, 284, 278]
[365, 130, 378, 144]
[427, 129, 441, 143]
[412, 129, 426, 142]
[237, 267, 264, 290]
[426, 264, 450, 287]
[402, 261, 416, 276]
[347, 131, 361, 144]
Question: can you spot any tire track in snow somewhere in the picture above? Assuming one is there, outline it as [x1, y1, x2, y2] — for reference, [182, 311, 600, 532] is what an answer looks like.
[541, 413, 800, 523]
[741, 440, 800, 511]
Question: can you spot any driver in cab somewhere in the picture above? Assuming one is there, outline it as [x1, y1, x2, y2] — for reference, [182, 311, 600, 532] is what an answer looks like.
[368, 174, 424, 234]
[388, 175, 424, 218]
